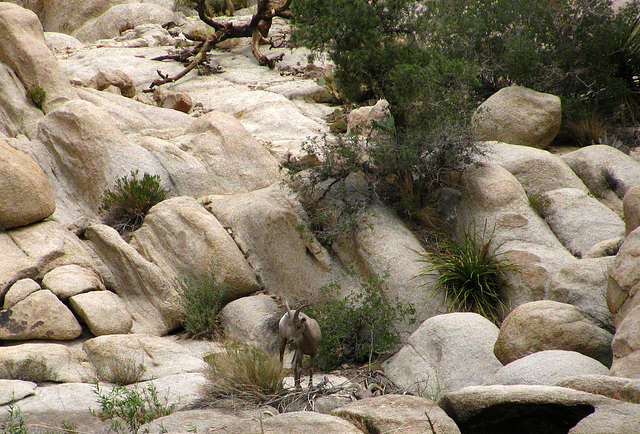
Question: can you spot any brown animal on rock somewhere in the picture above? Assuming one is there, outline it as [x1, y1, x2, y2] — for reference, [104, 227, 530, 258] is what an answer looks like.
[278, 301, 322, 389]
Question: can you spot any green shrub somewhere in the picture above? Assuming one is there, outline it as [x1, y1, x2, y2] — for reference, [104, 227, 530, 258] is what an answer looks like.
[100, 171, 169, 235]
[307, 276, 415, 372]
[202, 343, 284, 406]
[26, 86, 45, 110]
[421, 222, 512, 324]
[92, 382, 176, 434]
[178, 267, 226, 340]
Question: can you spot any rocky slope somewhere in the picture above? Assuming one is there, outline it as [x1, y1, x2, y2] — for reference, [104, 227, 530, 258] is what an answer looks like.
[1, 1, 640, 432]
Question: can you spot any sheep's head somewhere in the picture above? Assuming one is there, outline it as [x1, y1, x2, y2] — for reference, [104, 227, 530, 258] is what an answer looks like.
[286, 302, 310, 344]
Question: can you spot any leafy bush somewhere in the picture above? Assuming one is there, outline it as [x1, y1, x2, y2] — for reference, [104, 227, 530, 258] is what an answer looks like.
[26, 86, 45, 110]
[307, 276, 415, 372]
[92, 382, 176, 434]
[178, 267, 226, 339]
[1, 403, 27, 434]
[100, 171, 169, 235]
[421, 222, 512, 324]
[202, 343, 284, 406]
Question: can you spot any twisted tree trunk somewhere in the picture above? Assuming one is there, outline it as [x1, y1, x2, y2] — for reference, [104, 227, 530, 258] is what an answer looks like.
[148, 0, 292, 90]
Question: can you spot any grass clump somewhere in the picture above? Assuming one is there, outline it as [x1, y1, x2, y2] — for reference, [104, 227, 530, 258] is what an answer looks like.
[92, 382, 176, 434]
[421, 222, 512, 325]
[178, 267, 227, 340]
[307, 276, 415, 372]
[202, 343, 284, 408]
[26, 86, 45, 110]
[99, 171, 169, 235]
[1, 402, 27, 434]
[99, 355, 147, 386]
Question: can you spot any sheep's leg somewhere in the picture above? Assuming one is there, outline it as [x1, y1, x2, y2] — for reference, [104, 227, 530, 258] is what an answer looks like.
[278, 337, 286, 365]
[309, 352, 317, 388]
[293, 350, 302, 389]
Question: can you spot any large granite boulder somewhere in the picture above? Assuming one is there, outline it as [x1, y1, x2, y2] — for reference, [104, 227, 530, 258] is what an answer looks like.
[494, 300, 614, 366]
[471, 86, 561, 149]
[130, 196, 260, 302]
[0, 3, 78, 114]
[0, 140, 55, 229]
[383, 313, 503, 397]
[219, 294, 280, 352]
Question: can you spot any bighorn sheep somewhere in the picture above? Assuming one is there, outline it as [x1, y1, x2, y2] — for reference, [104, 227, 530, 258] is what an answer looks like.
[278, 301, 321, 389]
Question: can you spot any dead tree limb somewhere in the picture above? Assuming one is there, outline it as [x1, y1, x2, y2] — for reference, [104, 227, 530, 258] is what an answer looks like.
[147, 0, 291, 90]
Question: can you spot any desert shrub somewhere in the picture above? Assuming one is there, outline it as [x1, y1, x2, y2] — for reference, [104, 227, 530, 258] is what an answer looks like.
[178, 267, 226, 339]
[99, 171, 169, 235]
[202, 343, 284, 406]
[421, 221, 512, 324]
[92, 382, 176, 434]
[26, 85, 45, 110]
[306, 276, 415, 372]
[99, 355, 147, 386]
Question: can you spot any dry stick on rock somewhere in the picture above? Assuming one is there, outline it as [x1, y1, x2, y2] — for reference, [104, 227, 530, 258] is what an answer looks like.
[148, 0, 291, 89]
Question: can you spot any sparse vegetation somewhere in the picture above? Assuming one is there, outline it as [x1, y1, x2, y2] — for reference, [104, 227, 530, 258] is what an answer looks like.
[178, 267, 227, 340]
[92, 382, 176, 434]
[306, 275, 415, 372]
[202, 343, 284, 407]
[99, 355, 147, 386]
[26, 86, 45, 110]
[420, 221, 512, 325]
[99, 171, 169, 235]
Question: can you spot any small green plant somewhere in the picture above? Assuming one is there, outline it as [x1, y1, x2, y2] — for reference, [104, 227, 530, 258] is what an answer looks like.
[307, 275, 415, 372]
[1, 402, 28, 434]
[100, 171, 169, 235]
[178, 267, 227, 339]
[202, 343, 284, 406]
[26, 86, 45, 110]
[421, 222, 512, 325]
[92, 382, 176, 434]
[5, 358, 55, 384]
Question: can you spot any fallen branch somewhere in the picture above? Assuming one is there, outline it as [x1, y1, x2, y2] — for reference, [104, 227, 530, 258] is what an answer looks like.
[147, 0, 292, 90]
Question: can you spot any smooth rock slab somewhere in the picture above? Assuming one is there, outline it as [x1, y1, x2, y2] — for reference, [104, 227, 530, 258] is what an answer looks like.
[537, 188, 625, 258]
[0, 379, 36, 405]
[569, 401, 640, 434]
[0, 290, 82, 340]
[0, 343, 96, 383]
[557, 375, 640, 404]
[440, 385, 610, 434]
[487, 350, 610, 387]
[331, 394, 461, 434]
[2, 278, 40, 309]
[83, 334, 208, 383]
[69, 290, 133, 336]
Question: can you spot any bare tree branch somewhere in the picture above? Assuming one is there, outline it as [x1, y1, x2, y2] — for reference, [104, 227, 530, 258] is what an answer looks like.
[147, 0, 292, 90]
